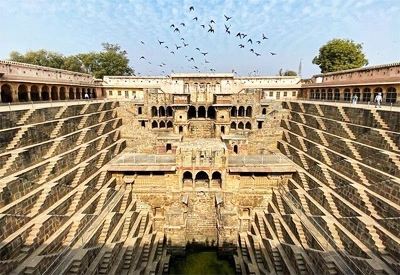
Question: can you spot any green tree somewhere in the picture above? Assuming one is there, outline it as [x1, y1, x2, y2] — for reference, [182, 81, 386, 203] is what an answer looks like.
[312, 38, 368, 73]
[284, 70, 297, 76]
[8, 43, 134, 78]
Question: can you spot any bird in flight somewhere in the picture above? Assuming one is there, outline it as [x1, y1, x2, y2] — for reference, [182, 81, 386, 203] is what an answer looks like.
[247, 38, 253, 44]
[180, 22, 185, 26]
[225, 24, 231, 34]
[175, 44, 182, 50]
[200, 24, 205, 28]
[224, 15, 232, 21]
[236, 32, 242, 38]
[170, 51, 175, 54]
[140, 41, 145, 44]
[270, 52, 277, 55]
[195, 47, 201, 51]
[170, 24, 175, 28]
[158, 39, 165, 45]
[239, 44, 245, 48]
[256, 40, 261, 44]
[140, 56, 146, 59]
[165, 45, 169, 49]
[174, 27, 180, 33]
[201, 52, 208, 56]
[183, 42, 189, 47]
[210, 19, 215, 24]
[193, 17, 198, 21]
[262, 33, 268, 39]
[208, 25, 214, 33]
[255, 52, 261, 56]
[189, 6, 194, 11]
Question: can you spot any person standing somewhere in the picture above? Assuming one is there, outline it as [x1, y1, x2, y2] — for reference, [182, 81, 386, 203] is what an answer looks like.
[84, 92, 89, 101]
[352, 94, 358, 105]
[374, 93, 382, 108]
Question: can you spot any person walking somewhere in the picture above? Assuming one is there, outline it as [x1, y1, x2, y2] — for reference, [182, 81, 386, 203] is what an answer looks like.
[374, 92, 382, 108]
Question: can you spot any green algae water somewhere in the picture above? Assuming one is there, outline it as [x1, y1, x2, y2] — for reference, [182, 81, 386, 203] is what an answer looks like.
[169, 251, 235, 275]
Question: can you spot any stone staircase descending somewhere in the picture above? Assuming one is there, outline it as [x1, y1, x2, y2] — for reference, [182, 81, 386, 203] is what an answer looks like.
[273, 216, 285, 242]
[337, 106, 350, 122]
[98, 218, 112, 244]
[315, 117, 326, 130]
[66, 190, 85, 216]
[20, 223, 43, 254]
[297, 172, 310, 190]
[76, 129, 89, 145]
[97, 102, 105, 112]
[0, 151, 23, 177]
[298, 113, 307, 124]
[71, 166, 86, 187]
[55, 106, 68, 119]
[271, 245, 285, 274]
[50, 119, 65, 138]
[324, 220, 346, 251]
[28, 186, 53, 217]
[36, 157, 61, 185]
[16, 109, 35, 125]
[98, 112, 106, 123]
[324, 192, 340, 217]
[315, 104, 324, 116]
[95, 192, 109, 214]
[97, 123, 107, 135]
[298, 102, 306, 113]
[96, 151, 108, 168]
[283, 130, 291, 143]
[298, 124, 307, 137]
[292, 217, 308, 246]
[63, 221, 80, 245]
[370, 109, 389, 129]
[6, 126, 30, 150]
[74, 145, 88, 164]
[297, 153, 309, 170]
[298, 193, 311, 215]
[339, 121, 356, 139]
[376, 129, 400, 152]
[97, 137, 107, 151]
[80, 104, 90, 115]
[316, 130, 329, 146]
[294, 253, 308, 275]
[344, 140, 362, 160]
[43, 138, 63, 159]
[283, 119, 291, 130]
[78, 115, 89, 129]
[318, 146, 333, 166]
[319, 165, 335, 188]
[348, 161, 370, 186]
[357, 188, 380, 218]
[296, 137, 308, 152]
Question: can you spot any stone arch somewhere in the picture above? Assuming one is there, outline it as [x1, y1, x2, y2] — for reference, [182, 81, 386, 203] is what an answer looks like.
[198, 106, 206, 118]
[327, 88, 333, 100]
[315, 89, 320, 99]
[334, 88, 340, 100]
[152, 120, 158, 129]
[310, 89, 315, 99]
[159, 106, 166, 117]
[195, 171, 209, 181]
[233, 145, 238, 154]
[211, 171, 222, 188]
[221, 126, 225, 134]
[238, 121, 244, 130]
[41, 86, 50, 101]
[51, 86, 58, 100]
[31, 85, 40, 101]
[362, 87, 371, 102]
[151, 106, 158, 117]
[344, 88, 351, 101]
[166, 106, 173, 117]
[179, 126, 183, 133]
[231, 106, 237, 117]
[231, 122, 236, 129]
[18, 84, 29, 102]
[245, 122, 252, 130]
[75, 87, 81, 99]
[353, 87, 361, 99]
[182, 171, 193, 188]
[207, 106, 216, 119]
[69, 87, 75, 99]
[159, 121, 166, 128]
[262, 108, 266, 115]
[386, 87, 397, 103]
[1, 84, 13, 103]
[321, 89, 326, 100]
[238, 106, 245, 117]
[167, 121, 173, 128]
[59, 87, 66, 100]
[188, 105, 196, 119]
[246, 106, 252, 117]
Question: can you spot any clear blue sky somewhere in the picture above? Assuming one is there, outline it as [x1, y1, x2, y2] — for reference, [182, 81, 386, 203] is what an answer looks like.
[1, 0, 399, 78]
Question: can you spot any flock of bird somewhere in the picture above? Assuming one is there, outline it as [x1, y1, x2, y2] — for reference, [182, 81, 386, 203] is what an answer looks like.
[136, 5, 277, 76]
